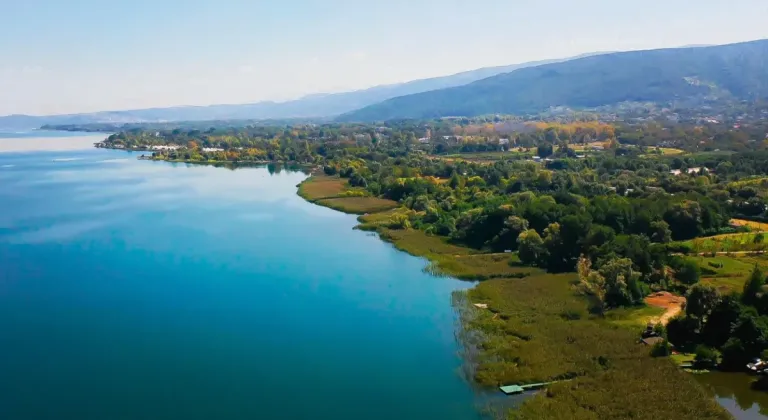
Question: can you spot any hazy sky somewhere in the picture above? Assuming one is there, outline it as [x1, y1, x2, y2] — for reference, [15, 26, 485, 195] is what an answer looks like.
[2, 0, 767, 116]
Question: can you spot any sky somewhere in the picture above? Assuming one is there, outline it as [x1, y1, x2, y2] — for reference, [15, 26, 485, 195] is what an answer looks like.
[1, 0, 767, 116]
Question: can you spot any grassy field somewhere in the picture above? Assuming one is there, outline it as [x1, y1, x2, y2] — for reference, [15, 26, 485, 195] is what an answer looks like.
[464, 275, 728, 419]
[690, 254, 768, 293]
[603, 305, 666, 329]
[570, 141, 608, 152]
[675, 231, 768, 253]
[657, 147, 685, 155]
[432, 151, 531, 164]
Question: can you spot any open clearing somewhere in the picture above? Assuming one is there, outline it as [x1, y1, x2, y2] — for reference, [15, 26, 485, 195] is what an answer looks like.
[645, 292, 686, 325]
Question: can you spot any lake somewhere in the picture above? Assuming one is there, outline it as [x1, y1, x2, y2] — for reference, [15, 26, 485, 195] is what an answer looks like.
[0, 133, 481, 419]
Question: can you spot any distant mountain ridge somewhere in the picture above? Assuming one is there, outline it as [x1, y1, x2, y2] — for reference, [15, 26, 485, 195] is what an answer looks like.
[338, 39, 768, 122]
[0, 53, 603, 130]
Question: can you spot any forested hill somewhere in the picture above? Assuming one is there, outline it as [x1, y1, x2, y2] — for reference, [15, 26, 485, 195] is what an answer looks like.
[338, 39, 768, 122]
[0, 55, 596, 131]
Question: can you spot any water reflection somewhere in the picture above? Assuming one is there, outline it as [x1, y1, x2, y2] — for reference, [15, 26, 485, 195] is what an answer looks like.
[696, 373, 768, 419]
[0, 134, 107, 152]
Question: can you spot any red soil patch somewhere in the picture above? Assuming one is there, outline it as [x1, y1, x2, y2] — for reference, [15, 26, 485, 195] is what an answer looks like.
[645, 292, 686, 325]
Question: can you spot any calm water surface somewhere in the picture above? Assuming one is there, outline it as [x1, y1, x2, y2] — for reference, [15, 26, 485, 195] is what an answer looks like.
[0, 134, 480, 419]
[696, 373, 768, 419]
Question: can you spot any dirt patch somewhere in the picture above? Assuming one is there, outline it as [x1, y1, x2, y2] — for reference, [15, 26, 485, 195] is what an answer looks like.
[645, 292, 686, 325]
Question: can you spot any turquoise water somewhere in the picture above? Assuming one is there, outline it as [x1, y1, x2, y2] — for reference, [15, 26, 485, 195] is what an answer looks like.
[0, 135, 480, 419]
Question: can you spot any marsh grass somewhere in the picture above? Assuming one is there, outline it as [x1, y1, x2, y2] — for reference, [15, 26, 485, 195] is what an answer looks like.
[468, 275, 729, 419]
[315, 197, 398, 214]
[297, 175, 349, 200]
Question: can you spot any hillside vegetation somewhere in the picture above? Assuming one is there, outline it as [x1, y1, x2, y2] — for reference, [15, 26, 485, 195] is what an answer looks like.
[340, 39, 768, 121]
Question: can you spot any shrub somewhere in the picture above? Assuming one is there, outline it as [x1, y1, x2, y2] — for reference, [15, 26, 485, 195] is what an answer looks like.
[694, 345, 719, 368]
[650, 340, 672, 357]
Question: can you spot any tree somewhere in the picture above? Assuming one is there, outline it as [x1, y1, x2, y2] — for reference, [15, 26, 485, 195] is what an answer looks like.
[577, 256, 643, 311]
[720, 337, 748, 369]
[598, 257, 644, 306]
[743, 265, 766, 305]
[675, 260, 701, 285]
[537, 143, 554, 158]
[448, 172, 463, 189]
[685, 284, 721, 320]
[544, 129, 560, 144]
[694, 345, 719, 368]
[649, 220, 672, 243]
[667, 315, 699, 351]
[577, 255, 607, 314]
[701, 294, 743, 348]
[517, 229, 545, 266]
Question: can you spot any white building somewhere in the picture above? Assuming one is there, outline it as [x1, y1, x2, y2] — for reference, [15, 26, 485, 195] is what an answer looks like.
[150, 145, 179, 151]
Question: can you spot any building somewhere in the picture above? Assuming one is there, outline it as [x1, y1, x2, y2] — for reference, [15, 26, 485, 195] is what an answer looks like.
[150, 145, 179, 151]
[670, 167, 704, 176]
[641, 336, 665, 346]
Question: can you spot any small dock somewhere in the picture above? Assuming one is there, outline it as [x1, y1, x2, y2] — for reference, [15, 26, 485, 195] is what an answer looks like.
[499, 382, 555, 395]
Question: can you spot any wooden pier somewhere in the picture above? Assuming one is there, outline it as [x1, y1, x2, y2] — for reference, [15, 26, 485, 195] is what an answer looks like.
[499, 382, 555, 395]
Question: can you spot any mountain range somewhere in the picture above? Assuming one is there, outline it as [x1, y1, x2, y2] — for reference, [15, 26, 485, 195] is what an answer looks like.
[4, 40, 767, 129]
[0, 54, 599, 130]
[339, 39, 768, 121]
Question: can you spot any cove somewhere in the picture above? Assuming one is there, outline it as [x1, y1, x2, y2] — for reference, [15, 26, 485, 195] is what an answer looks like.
[0, 137, 481, 419]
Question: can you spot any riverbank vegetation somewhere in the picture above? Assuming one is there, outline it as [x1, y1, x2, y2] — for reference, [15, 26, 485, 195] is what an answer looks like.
[88, 112, 768, 418]
[297, 175, 398, 214]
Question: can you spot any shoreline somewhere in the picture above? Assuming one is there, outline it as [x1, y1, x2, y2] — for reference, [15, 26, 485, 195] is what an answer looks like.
[91, 150, 732, 419]
[294, 173, 732, 419]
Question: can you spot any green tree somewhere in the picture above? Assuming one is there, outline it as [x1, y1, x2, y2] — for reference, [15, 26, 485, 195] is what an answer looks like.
[675, 260, 701, 285]
[743, 265, 766, 306]
[667, 315, 699, 352]
[685, 284, 720, 320]
[649, 220, 672, 243]
[517, 229, 546, 266]
[701, 294, 743, 348]
[694, 345, 719, 368]
[537, 143, 554, 158]
[598, 257, 643, 306]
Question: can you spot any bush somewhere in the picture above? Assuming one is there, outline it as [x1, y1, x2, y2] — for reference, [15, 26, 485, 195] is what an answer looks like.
[666, 243, 693, 254]
[694, 345, 719, 368]
[650, 340, 672, 357]
[720, 337, 748, 370]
